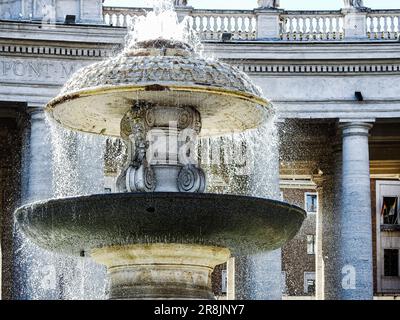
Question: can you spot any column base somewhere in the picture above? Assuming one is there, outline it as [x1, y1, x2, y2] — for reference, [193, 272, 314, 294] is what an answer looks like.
[91, 244, 231, 300]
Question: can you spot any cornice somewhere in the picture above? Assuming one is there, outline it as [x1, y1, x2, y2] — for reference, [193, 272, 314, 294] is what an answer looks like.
[0, 20, 125, 44]
[0, 42, 113, 59]
[1, 41, 400, 75]
[237, 62, 400, 75]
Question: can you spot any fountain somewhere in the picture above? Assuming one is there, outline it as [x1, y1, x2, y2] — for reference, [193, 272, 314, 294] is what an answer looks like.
[15, 1, 305, 300]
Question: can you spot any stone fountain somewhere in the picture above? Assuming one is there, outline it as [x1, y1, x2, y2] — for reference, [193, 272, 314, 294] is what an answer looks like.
[15, 6, 305, 300]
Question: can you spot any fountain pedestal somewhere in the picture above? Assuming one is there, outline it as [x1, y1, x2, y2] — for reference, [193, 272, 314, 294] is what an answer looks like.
[92, 244, 230, 300]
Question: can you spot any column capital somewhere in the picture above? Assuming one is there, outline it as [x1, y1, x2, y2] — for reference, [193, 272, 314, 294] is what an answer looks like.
[27, 107, 46, 120]
[339, 121, 374, 137]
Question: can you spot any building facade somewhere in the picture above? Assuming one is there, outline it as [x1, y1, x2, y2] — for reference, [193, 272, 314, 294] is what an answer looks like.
[0, 0, 400, 300]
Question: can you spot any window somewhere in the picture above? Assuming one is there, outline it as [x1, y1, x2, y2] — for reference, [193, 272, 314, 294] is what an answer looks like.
[305, 192, 318, 214]
[307, 235, 316, 255]
[221, 270, 227, 294]
[381, 197, 399, 225]
[304, 272, 316, 294]
[384, 249, 399, 277]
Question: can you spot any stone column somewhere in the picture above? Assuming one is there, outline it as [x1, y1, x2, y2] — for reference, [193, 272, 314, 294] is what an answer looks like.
[21, 109, 53, 203]
[336, 121, 373, 300]
[234, 250, 282, 300]
[14, 108, 57, 300]
[254, 8, 283, 40]
[320, 169, 340, 300]
[316, 139, 342, 300]
[313, 175, 326, 300]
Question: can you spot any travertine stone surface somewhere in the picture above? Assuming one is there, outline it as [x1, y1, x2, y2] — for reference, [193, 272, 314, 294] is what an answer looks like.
[46, 39, 270, 137]
[337, 122, 373, 300]
[92, 244, 230, 300]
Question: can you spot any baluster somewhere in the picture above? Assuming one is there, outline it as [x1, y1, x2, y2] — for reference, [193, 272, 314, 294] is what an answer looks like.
[397, 16, 400, 34]
[220, 16, 226, 33]
[291, 17, 297, 40]
[315, 16, 321, 39]
[131, 15, 137, 30]
[233, 16, 239, 39]
[199, 16, 204, 39]
[124, 13, 128, 28]
[377, 16, 382, 38]
[294, 17, 304, 40]
[307, 17, 312, 40]
[214, 16, 220, 40]
[241, 17, 247, 40]
[206, 16, 212, 40]
[192, 16, 198, 32]
[104, 13, 109, 25]
[116, 13, 121, 27]
[322, 16, 327, 39]
[307, 17, 313, 40]
[336, 16, 341, 39]
[383, 15, 388, 39]
[253, 17, 257, 39]
[396, 15, 400, 37]
[281, 17, 286, 39]
[287, 17, 292, 40]
[367, 17, 372, 39]
[389, 16, 395, 39]
[185, 16, 192, 32]
[328, 16, 334, 39]
[314, 16, 319, 39]
[369, 16, 375, 39]
[227, 16, 233, 34]
[282, 17, 288, 40]
[240, 17, 246, 40]
[248, 16, 254, 39]
[303, 17, 308, 40]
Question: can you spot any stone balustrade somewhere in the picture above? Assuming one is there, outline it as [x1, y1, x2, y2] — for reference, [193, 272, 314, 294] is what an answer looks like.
[103, 6, 400, 42]
[281, 11, 344, 41]
[103, 7, 147, 28]
[188, 10, 257, 41]
[367, 10, 400, 40]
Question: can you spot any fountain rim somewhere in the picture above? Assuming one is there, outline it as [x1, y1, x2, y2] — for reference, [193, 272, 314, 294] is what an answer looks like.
[47, 83, 270, 110]
[15, 192, 306, 257]
[16, 192, 306, 216]
[45, 83, 271, 137]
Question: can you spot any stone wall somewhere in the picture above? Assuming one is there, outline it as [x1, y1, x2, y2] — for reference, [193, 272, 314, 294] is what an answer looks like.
[281, 188, 316, 296]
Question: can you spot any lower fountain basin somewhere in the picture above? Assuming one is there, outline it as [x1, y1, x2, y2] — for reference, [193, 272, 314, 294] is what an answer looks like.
[15, 192, 305, 257]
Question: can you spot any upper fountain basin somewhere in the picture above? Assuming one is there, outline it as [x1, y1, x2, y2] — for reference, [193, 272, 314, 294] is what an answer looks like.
[15, 192, 305, 257]
[46, 39, 271, 137]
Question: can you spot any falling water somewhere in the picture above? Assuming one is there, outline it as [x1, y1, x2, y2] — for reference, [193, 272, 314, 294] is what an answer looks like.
[14, 117, 108, 300]
[16, 0, 283, 300]
[47, 118, 108, 300]
[125, 0, 203, 53]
